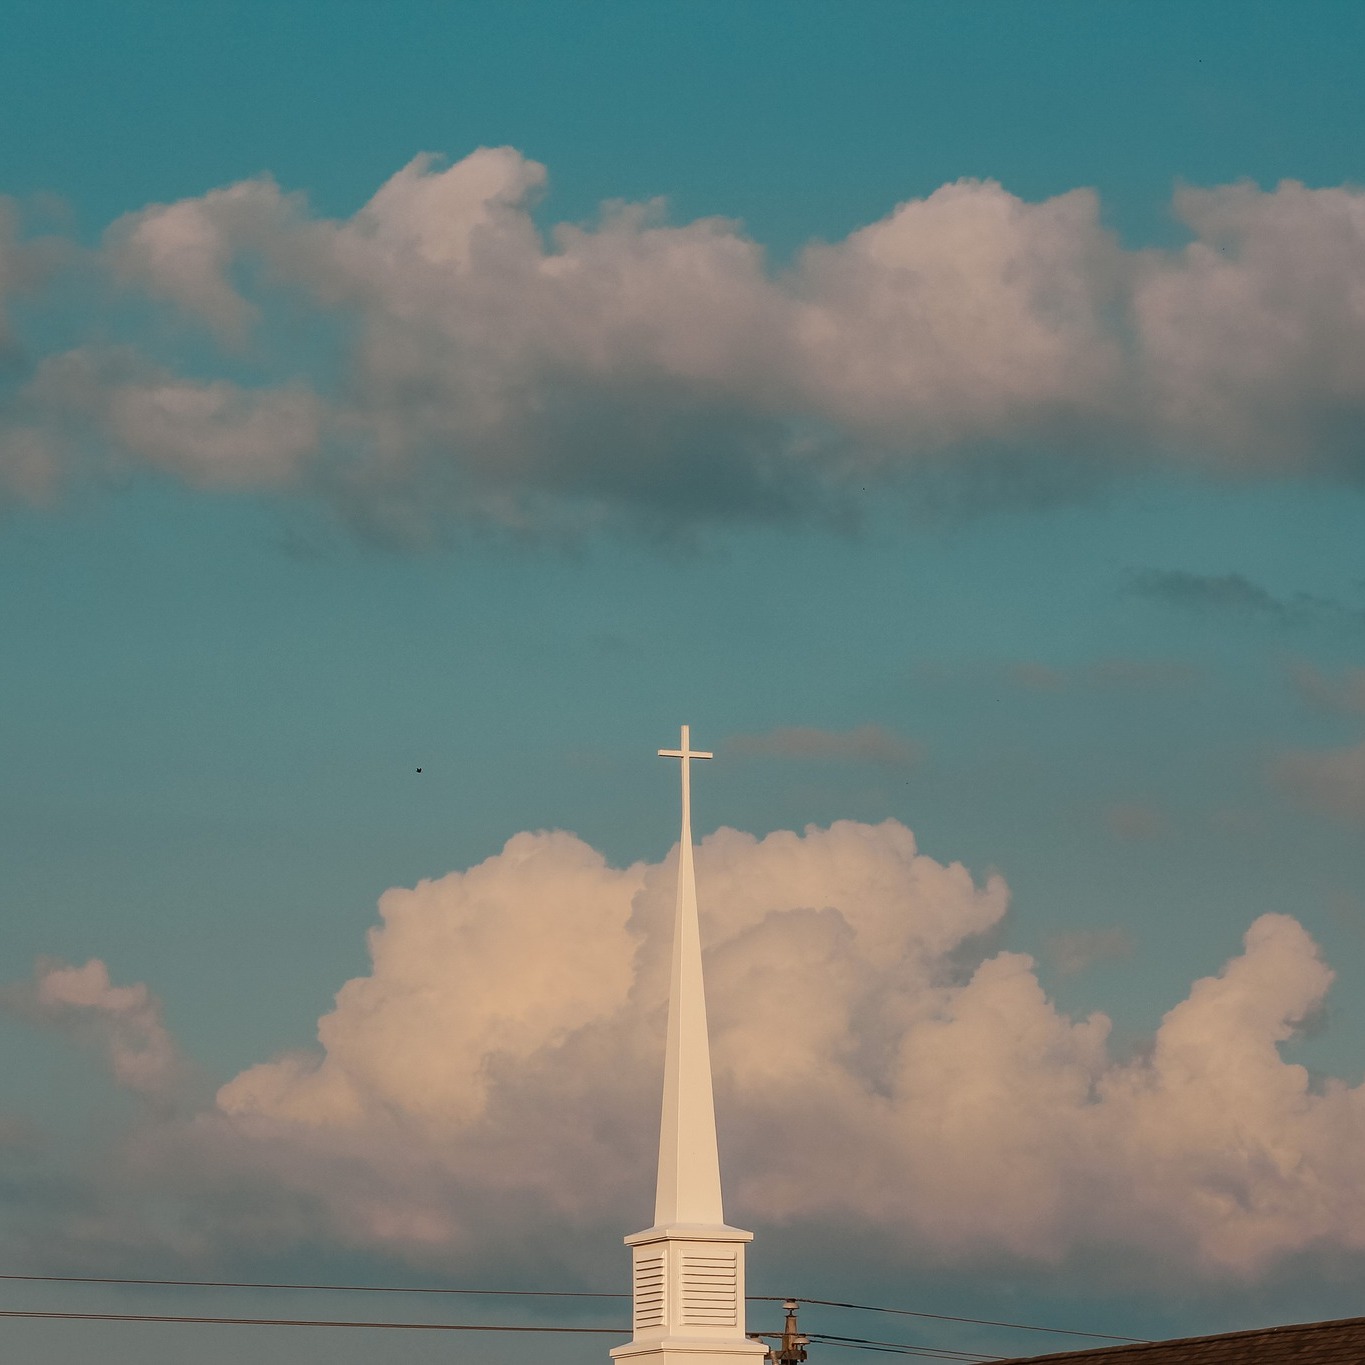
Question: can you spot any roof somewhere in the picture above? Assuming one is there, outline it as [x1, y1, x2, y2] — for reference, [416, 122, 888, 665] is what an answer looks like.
[1002, 1316, 1365, 1365]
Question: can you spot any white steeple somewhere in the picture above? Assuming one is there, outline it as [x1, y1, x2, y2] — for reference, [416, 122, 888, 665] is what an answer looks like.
[654, 724, 723, 1227]
[610, 727, 766, 1365]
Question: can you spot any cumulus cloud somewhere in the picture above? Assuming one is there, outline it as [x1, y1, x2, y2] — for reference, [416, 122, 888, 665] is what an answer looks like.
[105, 376, 322, 488]
[73, 819, 1363, 1283]
[0, 152, 1348, 532]
[1272, 741, 1365, 826]
[101, 156, 1129, 529]
[219, 830, 645, 1132]
[787, 180, 1123, 448]
[0, 959, 181, 1096]
[726, 724, 919, 768]
[10, 347, 323, 491]
[1136, 182, 1365, 471]
[106, 178, 291, 343]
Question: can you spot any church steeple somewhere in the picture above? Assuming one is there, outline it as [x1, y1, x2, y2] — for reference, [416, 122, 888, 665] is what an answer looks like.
[610, 727, 765, 1365]
[653, 725, 723, 1226]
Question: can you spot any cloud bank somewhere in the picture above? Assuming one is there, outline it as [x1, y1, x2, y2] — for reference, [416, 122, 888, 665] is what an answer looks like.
[6, 152, 1365, 529]
[18, 819, 1355, 1285]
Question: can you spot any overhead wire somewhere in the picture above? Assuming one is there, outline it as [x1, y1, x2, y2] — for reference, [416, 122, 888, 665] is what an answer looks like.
[0, 1308, 623, 1332]
[808, 1333, 1003, 1361]
[0, 1271, 1145, 1351]
[810, 1345, 947, 1359]
[756, 1297, 1145, 1344]
[0, 1309, 1004, 1363]
[0, 1272, 624, 1298]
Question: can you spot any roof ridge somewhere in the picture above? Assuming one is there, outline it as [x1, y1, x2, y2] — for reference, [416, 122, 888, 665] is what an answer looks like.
[1001, 1313, 1365, 1363]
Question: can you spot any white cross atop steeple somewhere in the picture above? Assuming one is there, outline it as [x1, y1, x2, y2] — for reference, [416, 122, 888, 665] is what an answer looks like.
[658, 724, 712, 849]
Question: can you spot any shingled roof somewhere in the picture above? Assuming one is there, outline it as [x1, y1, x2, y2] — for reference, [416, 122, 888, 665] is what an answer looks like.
[1002, 1316, 1365, 1364]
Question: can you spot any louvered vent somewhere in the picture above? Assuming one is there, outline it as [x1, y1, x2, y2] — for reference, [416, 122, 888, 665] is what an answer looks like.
[633, 1252, 666, 1330]
[680, 1252, 737, 1328]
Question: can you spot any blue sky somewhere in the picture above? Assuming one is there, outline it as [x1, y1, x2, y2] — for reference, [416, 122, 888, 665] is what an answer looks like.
[3, 4, 1365, 1364]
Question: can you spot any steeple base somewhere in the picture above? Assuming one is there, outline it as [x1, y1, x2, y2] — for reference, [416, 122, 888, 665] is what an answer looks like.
[610, 1336, 769, 1365]
[610, 1224, 767, 1365]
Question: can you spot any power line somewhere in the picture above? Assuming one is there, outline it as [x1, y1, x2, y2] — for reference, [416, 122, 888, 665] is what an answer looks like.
[806, 1334, 1001, 1362]
[0, 1308, 624, 1332]
[810, 1340, 981, 1360]
[0, 1272, 623, 1298]
[0, 1272, 1146, 1346]
[758, 1298, 1145, 1344]
[0, 1309, 1007, 1363]
[813, 1346, 938, 1358]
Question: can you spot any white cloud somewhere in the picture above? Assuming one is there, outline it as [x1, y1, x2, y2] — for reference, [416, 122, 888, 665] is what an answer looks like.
[790, 180, 1123, 447]
[98, 819, 1364, 1281]
[102, 156, 1122, 528]
[219, 829, 647, 1131]
[1135, 182, 1365, 468]
[9, 823, 1365, 1284]
[16, 347, 323, 489]
[105, 376, 323, 487]
[47, 153, 1365, 532]
[1, 958, 181, 1096]
[106, 177, 290, 342]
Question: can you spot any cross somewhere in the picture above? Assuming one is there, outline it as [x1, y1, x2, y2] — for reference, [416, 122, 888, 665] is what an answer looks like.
[659, 724, 712, 835]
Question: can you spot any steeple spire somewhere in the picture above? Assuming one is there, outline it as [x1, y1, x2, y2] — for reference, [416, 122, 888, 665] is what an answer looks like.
[611, 726, 765, 1365]
[654, 725, 723, 1226]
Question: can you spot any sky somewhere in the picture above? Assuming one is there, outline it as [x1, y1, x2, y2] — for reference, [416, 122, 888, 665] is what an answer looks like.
[3, 2, 1365, 1362]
